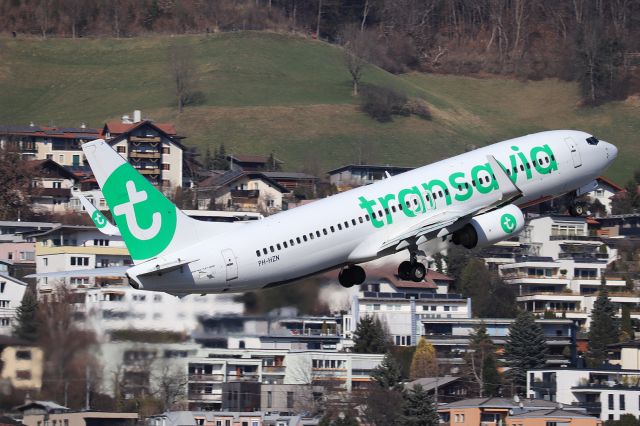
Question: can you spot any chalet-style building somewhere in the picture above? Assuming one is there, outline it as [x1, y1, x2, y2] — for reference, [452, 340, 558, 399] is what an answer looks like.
[227, 154, 283, 172]
[196, 170, 289, 213]
[327, 164, 414, 191]
[28, 159, 79, 214]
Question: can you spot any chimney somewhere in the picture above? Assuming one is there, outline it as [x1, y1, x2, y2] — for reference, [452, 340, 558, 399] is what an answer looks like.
[133, 110, 142, 123]
[121, 115, 131, 124]
[80, 122, 86, 129]
[29, 121, 35, 127]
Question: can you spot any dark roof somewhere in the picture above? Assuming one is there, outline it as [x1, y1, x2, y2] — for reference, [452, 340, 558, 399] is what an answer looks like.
[405, 376, 461, 391]
[597, 175, 624, 192]
[327, 164, 414, 175]
[262, 171, 318, 181]
[440, 397, 559, 410]
[0, 124, 99, 139]
[609, 339, 640, 349]
[228, 154, 283, 164]
[14, 400, 69, 413]
[198, 170, 289, 193]
[508, 408, 593, 419]
[28, 159, 79, 181]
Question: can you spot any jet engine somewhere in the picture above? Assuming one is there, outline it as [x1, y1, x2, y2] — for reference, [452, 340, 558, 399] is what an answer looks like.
[451, 204, 524, 249]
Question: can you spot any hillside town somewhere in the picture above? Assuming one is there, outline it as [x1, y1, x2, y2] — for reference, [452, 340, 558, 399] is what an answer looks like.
[0, 110, 637, 426]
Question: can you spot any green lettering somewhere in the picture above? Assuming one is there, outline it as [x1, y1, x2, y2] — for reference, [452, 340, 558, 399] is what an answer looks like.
[471, 163, 499, 194]
[422, 179, 451, 208]
[448, 172, 473, 202]
[399, 187, 424, 218]
[530, 144, 558, 174]
[359, 196, 384, 228]
[378, 193, 396, 225]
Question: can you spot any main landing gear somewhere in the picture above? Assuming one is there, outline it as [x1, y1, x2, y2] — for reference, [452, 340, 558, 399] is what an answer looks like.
[568, 202, 585, 217]
[398, 251, 426, 282]
[338, 264, 366, 288]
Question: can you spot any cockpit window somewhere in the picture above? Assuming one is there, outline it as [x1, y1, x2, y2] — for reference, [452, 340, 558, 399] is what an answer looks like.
[586, 136, 599, 145]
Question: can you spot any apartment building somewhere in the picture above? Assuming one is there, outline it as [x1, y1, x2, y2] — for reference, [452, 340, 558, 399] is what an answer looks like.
[32, 224, 130, 290]
[29, 158, 79, 213]
[103, 111, 185, 189]
[345, 268, 470, 347]
[422, 318, 576, 370]
[0, 274, 27, 335]
[527, 368, 640, 421]
[0, 336, 43, 391]
[146, 411, 314, 426]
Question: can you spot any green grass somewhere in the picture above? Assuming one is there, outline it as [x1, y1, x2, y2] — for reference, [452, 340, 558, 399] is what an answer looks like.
[0, 32, 637, 183]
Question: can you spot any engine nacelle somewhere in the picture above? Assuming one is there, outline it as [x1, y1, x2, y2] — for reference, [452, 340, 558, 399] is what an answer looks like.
[451, 205, 524, 249]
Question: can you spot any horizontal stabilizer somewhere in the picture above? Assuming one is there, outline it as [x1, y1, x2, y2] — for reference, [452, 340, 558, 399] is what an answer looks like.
[25, 266, 129, 279]
[78, 194, 121, 236]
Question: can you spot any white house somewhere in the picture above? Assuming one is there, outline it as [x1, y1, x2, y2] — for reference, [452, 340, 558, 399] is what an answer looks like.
[0, 274, 27, 335]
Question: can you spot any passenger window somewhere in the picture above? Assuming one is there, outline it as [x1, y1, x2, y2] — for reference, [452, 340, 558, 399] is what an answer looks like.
[526, 163, 530, 169]
[263, 248, 268, 255]
[545, 157, 550, 163]
[352, 219, 357, 225]
[290, 239, 294, 246]
[323, 229, 328, 235]
[539, 158, 543, 165]
[465, 182, 469, 188]
[330, 226, 335, 232]
[296, 237, 301, 244]
[365, 215, 370, 221]
[270, 246, 275, 253]
[378, 209, 384, 216]
[426, 194, 430, 201]
[283, 242, 288, 248]
[303, 235, 308, 242]
[551, 155, 555, 161]
[256, 250, 261, 257]
[309, 233, 314, 240]
[371, 211, 376, 219]
[457, 185, 462, 190]
[344, 221, 349, 228]
[391, 206, 396, 213]
[384, 208, 389, 215]
[506, 169, 511, 175]
[472, 181, 476, 186]
[316, 230, 321, 237]
[338, 223, 343, 230]
[359, 217, 364, 223]
[433, 193, 437, 200]
[492, 174, 495, 180]
[277, 243, 281, 250]
[438, 191, 443, 197]
[520, 165, 524, 171]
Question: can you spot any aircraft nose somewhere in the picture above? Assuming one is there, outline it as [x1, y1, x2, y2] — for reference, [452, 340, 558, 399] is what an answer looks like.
[605, 142, 618, 161]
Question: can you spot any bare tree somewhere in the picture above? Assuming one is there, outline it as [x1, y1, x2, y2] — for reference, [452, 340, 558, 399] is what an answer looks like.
[342, 25, 375, 96]
[168, 42, 197, 113]
[152, 360, 188, 411]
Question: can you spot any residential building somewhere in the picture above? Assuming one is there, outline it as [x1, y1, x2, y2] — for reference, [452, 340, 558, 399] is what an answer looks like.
[196, 170, 289, 213]
[261, 171, 318, 195]
[32, 224, 130, 290]
[17, 400, 138, 426]
[438, 397, 586, 426]
[344, 268, 470, 347]
[505, 408, 602, 426]
[0, 336, 43, 391]
[102, 111, 185, 189]
[404, 376, 468, 403]
[597, 213, 640, 238]
[327, 164, 413, 191]
[527, 367, 640, 421]
[186, 348, 383, 410]
[609, 340, 640, 369]
[28, 158, 79, 214]
[585, 176, 623, 217]
[146, 411, 314, 426]
[227, 154, 283, 172]
[0, 124, 99, 163]
[421, 318, 575, 370]
[0, 274, 27, 335]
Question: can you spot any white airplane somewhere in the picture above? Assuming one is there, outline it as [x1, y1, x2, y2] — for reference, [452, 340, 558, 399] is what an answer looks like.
[33, 131, 617, 295]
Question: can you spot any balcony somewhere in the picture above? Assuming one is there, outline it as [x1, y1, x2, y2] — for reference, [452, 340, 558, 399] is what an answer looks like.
[137, 168, 160, 175]
[226, 373, 260, 382]
[130, 136, 161, 143]
[129, 150, 161, 159]
[35, 188, 72, 198]
[188, 393, 222, 401]
[550, 234, 601, 241]
[230, 189, 260, 199]
[188, 373, 225, 382]
[570, 401, 601, 415]
[262, 366, 286, 374]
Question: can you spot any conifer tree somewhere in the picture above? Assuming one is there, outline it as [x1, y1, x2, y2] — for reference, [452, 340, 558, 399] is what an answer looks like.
[620, 306, 634, 342]
[13, 288, 38, 341]
[353, 315, 390, 354]
[504, 311, 547, 392]
[403, 384, 440, 426]
[410, 337, 438, 379]
[465, 324, 500, 397]
[588, 283, 619, 365]
[371, 352, 403, 390]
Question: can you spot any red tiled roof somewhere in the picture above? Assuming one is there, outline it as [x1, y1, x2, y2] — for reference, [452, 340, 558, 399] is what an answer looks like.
[426, 269, 454, 281]
[597, 175, 624, 192]
[102, 120, 177, 136]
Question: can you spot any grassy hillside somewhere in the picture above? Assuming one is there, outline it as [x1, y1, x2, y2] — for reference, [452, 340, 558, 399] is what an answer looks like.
[0, 32, 637, 183]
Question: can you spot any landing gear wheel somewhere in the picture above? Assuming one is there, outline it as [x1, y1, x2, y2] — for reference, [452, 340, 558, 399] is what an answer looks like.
[398, 261, 412, 280]
[409, 262, 427, 282]
[569, 203, 584, 217]
[338, 265, 366, 288]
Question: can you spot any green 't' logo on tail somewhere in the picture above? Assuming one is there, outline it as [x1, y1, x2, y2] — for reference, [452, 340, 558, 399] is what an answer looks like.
[501, 213, 517, 233]
[102, 163, 177, 260]
[91, 210, 108, 229]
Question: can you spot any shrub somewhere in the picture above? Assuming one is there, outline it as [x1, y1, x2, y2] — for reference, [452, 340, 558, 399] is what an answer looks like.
[359, 84, 408, 122]
[406, 98, 432, 120]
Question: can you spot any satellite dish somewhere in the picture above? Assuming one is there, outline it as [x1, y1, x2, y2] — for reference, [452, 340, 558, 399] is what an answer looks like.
[513, 395, 520, 403]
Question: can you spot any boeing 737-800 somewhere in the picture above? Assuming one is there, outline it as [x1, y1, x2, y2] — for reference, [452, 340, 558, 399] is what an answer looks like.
[33, 130, 617, 296]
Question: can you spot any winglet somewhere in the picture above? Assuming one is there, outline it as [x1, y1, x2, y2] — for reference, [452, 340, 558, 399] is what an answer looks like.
[78, 194, 121, 236]
[487, 155, 522, 206]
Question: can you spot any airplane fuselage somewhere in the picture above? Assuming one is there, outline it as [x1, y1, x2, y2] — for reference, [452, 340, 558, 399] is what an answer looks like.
[127, 130, 617, 295]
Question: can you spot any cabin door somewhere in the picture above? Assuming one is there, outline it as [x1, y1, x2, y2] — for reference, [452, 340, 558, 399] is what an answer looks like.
[564, 137, 582, 168]
[221, 249, 238, 281]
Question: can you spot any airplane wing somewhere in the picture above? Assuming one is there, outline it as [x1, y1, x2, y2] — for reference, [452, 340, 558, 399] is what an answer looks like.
[348, 155, 523, 261]
[78, 194, 121, 236]
[25, 266, 129, 279]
